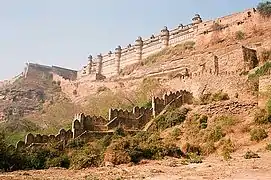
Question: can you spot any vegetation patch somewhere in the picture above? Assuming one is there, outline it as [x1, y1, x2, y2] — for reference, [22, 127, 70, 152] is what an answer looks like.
[244, 150, 260, 159]
[199, 90, 229, 105]
[250, 128, 268, 142]
[257, 1, 271, 18]
[235, 31, 245, 40]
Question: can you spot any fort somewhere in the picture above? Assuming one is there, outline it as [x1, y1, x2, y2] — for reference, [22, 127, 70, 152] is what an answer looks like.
[76, 8, 259, 80]
[10, 7, 271, 150]
[20, 8, 261, 83]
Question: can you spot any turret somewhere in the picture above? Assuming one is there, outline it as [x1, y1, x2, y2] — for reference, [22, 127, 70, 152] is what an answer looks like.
[192, 14, 202, 24]
[160, 26, 169, 48]
[97, 54, 103, 75]
[135, 36, 143, 62]
[87, 55, 93, 74]
[115, 46, 121, 75]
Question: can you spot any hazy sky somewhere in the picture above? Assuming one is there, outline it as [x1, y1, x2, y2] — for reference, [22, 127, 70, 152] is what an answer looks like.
[0, 0, 261, 80]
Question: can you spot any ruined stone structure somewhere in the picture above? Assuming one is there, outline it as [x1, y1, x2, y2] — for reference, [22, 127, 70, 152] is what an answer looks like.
[17, 90, 192, 149]
[24, 63, 77, 81]
[77, 8, 258, 80]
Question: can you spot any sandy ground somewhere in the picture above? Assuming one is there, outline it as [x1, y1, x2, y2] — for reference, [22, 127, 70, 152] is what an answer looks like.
[1, 150, 271, 180]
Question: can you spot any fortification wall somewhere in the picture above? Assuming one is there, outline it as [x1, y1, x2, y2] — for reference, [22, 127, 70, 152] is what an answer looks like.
[106, 107, 153, 130]
[16, 128, 73, 149]
[17, 89, 193, 149]
[78, 8, 258, 80]
[24, 63, 77, 81]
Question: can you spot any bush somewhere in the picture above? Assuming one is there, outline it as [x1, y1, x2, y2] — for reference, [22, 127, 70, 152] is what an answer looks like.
[235, 31, 245, 40]
[250, 128, 268, 142]
[260, 49, 271, 62]
[199, 115, 208, 129]
[206, 126, 225, 142]
[266, 143, 271, 151]
[249, 62, 271, 79]
[70, 143, 104, 169]
[171, 128, 181, 139]
[221, 139, 235, 161]
[211, 90, 230, 102]
[257, 1, 271, 17]
[244, 150, 260, 159]
[254, 109, 271, 124]
[45, 155, 70, 169]
[186, 153, 203, 164]
[155, 108, 189, 130]
[201, 142, 216, 155]
[182, 142, 201, 155]
[104, 132, 183, 165]
[199, 91, 229, 105]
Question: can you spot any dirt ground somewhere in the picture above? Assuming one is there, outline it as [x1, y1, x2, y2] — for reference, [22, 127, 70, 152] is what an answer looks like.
[1, 150, 271, 180]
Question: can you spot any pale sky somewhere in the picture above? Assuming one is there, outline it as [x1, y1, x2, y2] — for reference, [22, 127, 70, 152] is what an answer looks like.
[0, 0, 261, 80]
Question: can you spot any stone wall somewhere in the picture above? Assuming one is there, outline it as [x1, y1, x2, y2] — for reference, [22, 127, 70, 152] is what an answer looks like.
[152, 90, 193, 117]
[24, 63, 77, 81]
[17, 90, 191, 149]
[106, 107, 153, 130]
[78, 8, 258, 80]
[16, 128, 73, 149]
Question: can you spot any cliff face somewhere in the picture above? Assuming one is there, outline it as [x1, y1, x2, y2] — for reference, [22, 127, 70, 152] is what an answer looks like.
[0, 74, 66, 123]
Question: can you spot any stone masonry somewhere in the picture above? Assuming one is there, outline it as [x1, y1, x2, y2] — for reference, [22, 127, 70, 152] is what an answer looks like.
[17, 90, 193, 149]
[77, 8, 258, 80]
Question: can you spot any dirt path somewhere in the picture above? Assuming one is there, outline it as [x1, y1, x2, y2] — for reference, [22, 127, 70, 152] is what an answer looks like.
[1, 151, 271, 180]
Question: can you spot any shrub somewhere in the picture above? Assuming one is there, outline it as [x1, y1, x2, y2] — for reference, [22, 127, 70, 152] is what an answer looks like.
[211, 90, 230, 102]
[105, 132, 183, 165]
[257, 1, 271, 18]
[206, 126, 225, 142]
[70, 143, 104, 169]
[254, 109, 271, 124]
[155, 108, 189, 130]
[250, 128, 268, 142]
[182, 142, 201, 155]
[221, 139, 235, 161]
[186, 153, 203, 164]
[260, 49, 271, 62]
[171, 127, 181, 139]
[199, 91, 229, 104]
[199, 93, 212, 105]
[235, 31, 245, 40]
[199, 115, 208, 129]
[45, 155, 70, 169]
[266, 143, 271, 151]
[201, 142, 216, 155]
[249, 62, 271, 79]
[244, 150, 260, 159]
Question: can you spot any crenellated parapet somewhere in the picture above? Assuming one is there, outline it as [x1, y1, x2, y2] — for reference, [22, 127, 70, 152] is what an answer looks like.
[107, 106, 153, 130]
[16, 129, 73, 150]
[16, 89, 193, 149]
[152, 90, 193, 117]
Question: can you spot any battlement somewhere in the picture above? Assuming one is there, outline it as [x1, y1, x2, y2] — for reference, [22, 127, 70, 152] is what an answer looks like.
[17, 89, 193, 149]
[78, 8, 257, 80]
